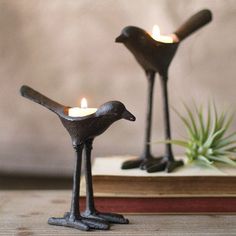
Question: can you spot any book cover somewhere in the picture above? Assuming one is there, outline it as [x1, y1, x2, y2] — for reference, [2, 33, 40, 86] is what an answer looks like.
[80, 156, 236, 213]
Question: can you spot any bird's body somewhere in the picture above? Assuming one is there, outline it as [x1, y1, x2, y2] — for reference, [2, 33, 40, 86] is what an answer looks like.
[20, 85, 135, 145]
[116, 9, 212, 172]
[61, 101, 135, 146]
[116, 26, 178, 76]
[20, 85, 135, 231]
[116, 26, 181, 172]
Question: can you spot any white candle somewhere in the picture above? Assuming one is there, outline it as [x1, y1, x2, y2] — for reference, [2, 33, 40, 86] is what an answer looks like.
[151, 25, 179, 43]
[68, 98, 97, 117]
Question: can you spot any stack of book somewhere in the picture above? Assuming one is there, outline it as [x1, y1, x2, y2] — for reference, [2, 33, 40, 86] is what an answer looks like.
[80, 156, 236, 213]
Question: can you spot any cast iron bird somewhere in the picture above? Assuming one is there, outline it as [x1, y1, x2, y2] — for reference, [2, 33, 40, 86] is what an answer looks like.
[116, 9, 212, 173]
[20, 85, 135, 231]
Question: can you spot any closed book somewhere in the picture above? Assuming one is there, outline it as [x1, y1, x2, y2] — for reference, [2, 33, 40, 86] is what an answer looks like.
[80, 156, 236, 213]
[79, 197, 236, 213]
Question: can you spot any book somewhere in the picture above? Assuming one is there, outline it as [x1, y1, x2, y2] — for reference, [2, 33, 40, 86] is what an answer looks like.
[81, 156, 236, 197]
[80, 156, 236, 213]
[79, 197, 236, 213]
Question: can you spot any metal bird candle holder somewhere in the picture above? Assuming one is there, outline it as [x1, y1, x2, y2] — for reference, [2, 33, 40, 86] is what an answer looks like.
[20, 85, 135, 231]
[116, 9, 212, 173]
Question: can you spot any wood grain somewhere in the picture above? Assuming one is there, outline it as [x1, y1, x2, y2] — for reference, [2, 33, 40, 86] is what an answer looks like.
[0, 190, 236, 235]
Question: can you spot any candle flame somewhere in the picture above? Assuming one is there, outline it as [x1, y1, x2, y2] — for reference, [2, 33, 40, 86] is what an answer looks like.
[81, 98, 88, 109]
[152, 25, 161, 41]
[151, 25, 174, 43]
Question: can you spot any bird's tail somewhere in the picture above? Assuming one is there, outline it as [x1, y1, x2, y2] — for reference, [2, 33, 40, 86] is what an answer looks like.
[174, 9, 212, 41]
[20, 85, 65, 115]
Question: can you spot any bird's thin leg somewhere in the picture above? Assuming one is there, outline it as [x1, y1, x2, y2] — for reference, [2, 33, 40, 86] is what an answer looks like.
[141, 71, 156, 160]
[160, 75, 174, 161]
[48, 144, 89, 231]
[141, 71, 155, 159]
[82, 139, 128, 224]
[84, 139, 96, 215]
[48, 144, 109, 231]
[69, 144, 84, 220]
[122, 71, 162, 170]
[81, 140, 110, 230]
[147, 74, 184, 173]
[139, 70, 166, 169]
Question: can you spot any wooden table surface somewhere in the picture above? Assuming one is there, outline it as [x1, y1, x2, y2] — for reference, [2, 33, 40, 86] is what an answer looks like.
[1, 190, 236, 236]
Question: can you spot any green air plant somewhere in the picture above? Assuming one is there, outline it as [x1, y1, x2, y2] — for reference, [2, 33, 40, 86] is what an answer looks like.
[167, 103, 236, 167]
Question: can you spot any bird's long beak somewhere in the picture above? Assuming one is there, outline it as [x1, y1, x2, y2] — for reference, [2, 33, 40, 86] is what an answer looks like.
[115, 34, 127, 43]
[122, 109, 136, 121]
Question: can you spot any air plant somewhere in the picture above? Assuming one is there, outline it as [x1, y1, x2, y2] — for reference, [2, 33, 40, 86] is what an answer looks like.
[166, 103, 236, 167]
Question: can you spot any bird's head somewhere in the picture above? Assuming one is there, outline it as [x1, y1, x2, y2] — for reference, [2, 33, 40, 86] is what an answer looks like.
[96, 101, 135, 122]
[115, 26, 151, 46]
[116, 26, 178, 74]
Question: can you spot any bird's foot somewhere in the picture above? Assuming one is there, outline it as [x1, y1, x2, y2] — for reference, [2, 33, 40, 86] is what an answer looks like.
[139, 155, 163, 170]
[82, 210, 129, 224]
[121, 158, 143, 169]
[121, 154, 162, 170]
[48, 212, 110, 231]
[146, 157, 184, 173]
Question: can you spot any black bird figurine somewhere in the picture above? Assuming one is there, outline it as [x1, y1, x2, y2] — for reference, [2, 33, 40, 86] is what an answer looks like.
[20, 85, 135, 231]
[116, 9, 212, 173]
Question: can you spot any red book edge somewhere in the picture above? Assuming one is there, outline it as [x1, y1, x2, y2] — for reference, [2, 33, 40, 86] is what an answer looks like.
[80, 197, 236, 213]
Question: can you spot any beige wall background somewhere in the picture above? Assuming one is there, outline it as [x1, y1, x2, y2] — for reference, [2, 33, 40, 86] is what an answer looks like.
[0, 0, 235, 176]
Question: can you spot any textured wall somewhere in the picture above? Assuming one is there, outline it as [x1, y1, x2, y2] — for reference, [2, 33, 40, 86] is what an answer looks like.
[0, 0, 235, 176]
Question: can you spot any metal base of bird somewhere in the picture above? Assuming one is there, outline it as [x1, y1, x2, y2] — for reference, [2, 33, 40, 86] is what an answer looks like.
[121, 155, 184, 173]
[121, 154, 160, 170]
[146, 156, 184, 173]
[48, 212, 110, 231]
[82, 210, 129, 224]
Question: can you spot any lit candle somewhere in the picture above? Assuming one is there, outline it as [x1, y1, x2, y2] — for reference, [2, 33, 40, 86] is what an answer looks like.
[151, 25, 179, 43]
[68, 98, 97, 117]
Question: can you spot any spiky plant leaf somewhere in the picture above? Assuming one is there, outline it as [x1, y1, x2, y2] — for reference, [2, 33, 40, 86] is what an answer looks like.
[207, 155, 236, 166]
[172, 107, 196, 139]
[166, 103, 236, 167]
[183, 102, 199, 139]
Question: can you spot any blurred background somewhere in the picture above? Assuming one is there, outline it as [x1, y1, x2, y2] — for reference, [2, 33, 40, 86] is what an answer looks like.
[0, 0, 236, 188]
